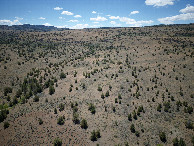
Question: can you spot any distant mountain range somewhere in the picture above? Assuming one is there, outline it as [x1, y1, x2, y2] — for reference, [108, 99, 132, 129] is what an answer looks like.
[0, 24, 69, 31]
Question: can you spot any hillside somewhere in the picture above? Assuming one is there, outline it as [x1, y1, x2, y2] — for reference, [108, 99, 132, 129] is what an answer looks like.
[0, 24, 194, 146]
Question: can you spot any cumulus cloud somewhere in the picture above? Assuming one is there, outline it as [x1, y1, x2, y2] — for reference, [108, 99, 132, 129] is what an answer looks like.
[68, 20, 79, 22]
[74, 15, 82, 18]
[70, 24, 89, 29]
[61, 11, 73, 15]
[43, 23, 52, 26]
[90, 16, 107, 21]
[145, 0, 175, 7]
[180, 5, 194, 13]
[0, 19, 22, 25]
[92, 11, 97, 14]
[39, 17, 46, 20]
[109, 16, 120, 19]
[130, 11, 139, 15]
[158, 5, 194, 24]
[158, 13, 194, 24]
[54, 7, 63, 10]
[119, 17, 153, 26]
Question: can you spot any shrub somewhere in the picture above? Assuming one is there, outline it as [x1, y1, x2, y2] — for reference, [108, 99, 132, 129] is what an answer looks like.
[59, 103, 64, 112]
[101, 93, 105, 99]
[53, 137, 62, 146]
[115, 98, 118, 103]
[130, 124, 135, 133]
[4, 121, 10, 129]
[159, 132, 167, 143]
[112, 106, 116, 112]
[49, 85, 55, 95]
[173, 137, 186, 146]
[91, 130, 97, 141]
[60, 72, 66, 79]
[88, 103, 96, 114]
[185, 120, 193, 129]
[54, 108, 57, 114]
[80, 119, 88, 129]
[21, 96, 26, 104]
[157, 104, 162, 112]
[172, 137, 179, 146]
[97, 86, 102, 91]
[163, 101, 170, 112]
[133, 111, 137, 120]
[0, 109, 9, 123]
[72, 112, 79, 124]
[15, 89, 22, 98]
[39, 118, 43, 125]
[118, 93, 122, 99]
[12, 97, 18, 105]
[33, 95, 39, 102]
[105, 91, 109, 97]
[179, 138, 186, 146]
[128, 114, 132, 121]
[135, 131, 140, 137]
[4, 87, 12, 96]
[96, 129, 101, 138]
[57, 116, 64, 125]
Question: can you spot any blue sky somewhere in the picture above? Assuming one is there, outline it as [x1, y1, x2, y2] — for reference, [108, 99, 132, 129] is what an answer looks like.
[0, 0, 194, 29]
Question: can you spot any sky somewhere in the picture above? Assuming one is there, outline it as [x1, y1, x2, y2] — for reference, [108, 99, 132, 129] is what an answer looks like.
[0, 0, 194, 29]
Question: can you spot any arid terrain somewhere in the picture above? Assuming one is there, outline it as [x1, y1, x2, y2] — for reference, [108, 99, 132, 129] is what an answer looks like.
[0, 24, 193, 146]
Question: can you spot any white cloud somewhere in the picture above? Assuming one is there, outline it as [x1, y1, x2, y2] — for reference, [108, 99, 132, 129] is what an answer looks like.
[70, 24, 89, 29]
[93, 22, 99, 24]
[90, 16, 107, 21]
[110, 21, 116, 25]
[0, 19, 22, 25]
[110, 21, 121, 27]
[130, 11, 139, 15]
[145, 0, 175, 7]
[158, 13, 194, 24]
[56, 25, 68, 28]
[43, 23, 52, 26]
[74, 15, 82, 18]
[54, 7, 63, 10]
[119, 17, 153, 26]
[180, 5, 194, 13]
[92, 11, 97, 14]
[61, 11, 73, 15]
[39, 17, 46, 20]
[68, 20, 79, 22]
[15, 17, 23, 20]
[109, 16, 120, 19]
